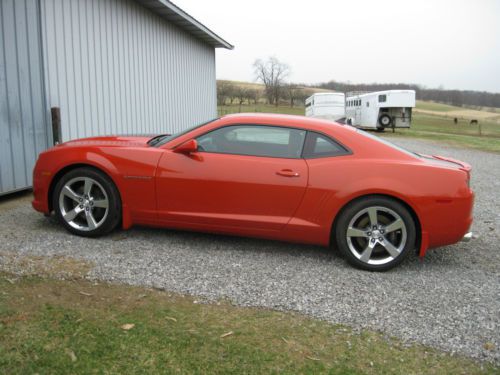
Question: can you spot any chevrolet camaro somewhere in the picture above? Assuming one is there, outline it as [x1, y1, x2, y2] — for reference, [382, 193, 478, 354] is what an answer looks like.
[32, 113, 474, 271]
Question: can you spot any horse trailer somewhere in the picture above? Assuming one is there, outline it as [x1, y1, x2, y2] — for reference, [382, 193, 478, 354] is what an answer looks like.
[305, 93, 346, 121]
[345, 90, 416, 131]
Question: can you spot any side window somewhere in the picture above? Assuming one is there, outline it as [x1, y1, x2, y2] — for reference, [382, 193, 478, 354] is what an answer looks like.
[378, 94, 387, 103]
[366, 101, 369, 107]
[302, 131, 349, 159]
[196, 125, 306, 159]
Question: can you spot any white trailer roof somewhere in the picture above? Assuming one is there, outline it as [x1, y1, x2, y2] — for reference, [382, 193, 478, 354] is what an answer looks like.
[346, 90, 415, 99]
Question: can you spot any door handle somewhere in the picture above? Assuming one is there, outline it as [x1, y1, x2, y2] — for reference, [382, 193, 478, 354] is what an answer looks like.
[276, 169, 300, 177]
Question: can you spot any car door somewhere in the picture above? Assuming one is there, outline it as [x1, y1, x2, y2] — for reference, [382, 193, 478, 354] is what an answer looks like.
[155, 124, 308, 232]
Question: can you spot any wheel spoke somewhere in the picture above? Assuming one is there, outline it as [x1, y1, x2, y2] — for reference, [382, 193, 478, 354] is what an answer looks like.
[367, 207, 378, 227]
[85, 210, 97, 230]
[382, 239, 401, 258]
[92, 199, 108, 209]
[83, 178, 93, 196]
[360, 241, 376, 262]
[64, 206, 83, 222]
[347, 227, 368, 237]
[62, 185, 81, 202]
[384, 218, 404, 233]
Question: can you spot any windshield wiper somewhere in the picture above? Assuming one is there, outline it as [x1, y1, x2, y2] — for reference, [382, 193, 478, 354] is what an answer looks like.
[147, 134, 171, 146]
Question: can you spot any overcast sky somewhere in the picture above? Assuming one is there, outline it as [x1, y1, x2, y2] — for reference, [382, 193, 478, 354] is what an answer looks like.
[175, 0, 500, 93]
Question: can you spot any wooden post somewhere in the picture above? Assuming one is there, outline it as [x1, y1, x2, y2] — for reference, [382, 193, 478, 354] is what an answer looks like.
[51, 107, 61, 145]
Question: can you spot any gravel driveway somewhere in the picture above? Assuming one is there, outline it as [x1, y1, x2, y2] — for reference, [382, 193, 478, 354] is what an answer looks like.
[1, 137, 499, 363]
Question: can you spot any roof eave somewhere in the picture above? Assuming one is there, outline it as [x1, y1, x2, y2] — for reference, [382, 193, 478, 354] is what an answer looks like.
[136, 0, 234, 49]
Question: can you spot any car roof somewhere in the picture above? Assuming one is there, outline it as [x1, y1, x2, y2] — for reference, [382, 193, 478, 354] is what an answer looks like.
[219, 113, 350, 133]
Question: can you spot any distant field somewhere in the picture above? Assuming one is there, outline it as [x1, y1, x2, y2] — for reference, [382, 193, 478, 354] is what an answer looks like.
[415, 101, 459, 112]
[415, 101, 500, 123]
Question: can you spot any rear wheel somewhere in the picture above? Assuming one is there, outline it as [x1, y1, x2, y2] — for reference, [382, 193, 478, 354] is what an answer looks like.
[53, 167, 121, 237]
[335, 197, 416, 271]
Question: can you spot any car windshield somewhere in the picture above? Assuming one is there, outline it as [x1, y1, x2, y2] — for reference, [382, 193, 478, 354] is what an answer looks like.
[150, 118, 218, 147]
[355, 129, 420, 158]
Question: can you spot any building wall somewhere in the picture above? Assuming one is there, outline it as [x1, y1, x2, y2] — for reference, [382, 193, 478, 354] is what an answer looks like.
[0, 0, 51, 195]
[40, 0, 217, 141]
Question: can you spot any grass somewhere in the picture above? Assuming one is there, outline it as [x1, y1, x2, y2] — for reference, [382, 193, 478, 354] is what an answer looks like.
[415, 100, 460, 112]
[381, 113, 500, 153]
[0, 273, 497, 374]
[217, 103, 500, 153]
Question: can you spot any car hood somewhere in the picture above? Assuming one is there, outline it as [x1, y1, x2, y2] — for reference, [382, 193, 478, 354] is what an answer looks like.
[58, 135, 155, 148]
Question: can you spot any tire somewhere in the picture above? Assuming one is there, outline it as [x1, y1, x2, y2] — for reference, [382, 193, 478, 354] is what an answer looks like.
[334, 196, 416, 271]
[378, 114, 392, 128]
[53, 167, 121, 237]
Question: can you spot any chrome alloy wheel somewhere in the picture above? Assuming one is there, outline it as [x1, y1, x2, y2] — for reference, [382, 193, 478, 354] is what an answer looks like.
[58, 177, 109, 231]
[346, 206, 407, 266]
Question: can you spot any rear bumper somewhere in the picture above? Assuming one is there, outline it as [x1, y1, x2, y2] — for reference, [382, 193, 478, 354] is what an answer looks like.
[419, 190, 474, 256]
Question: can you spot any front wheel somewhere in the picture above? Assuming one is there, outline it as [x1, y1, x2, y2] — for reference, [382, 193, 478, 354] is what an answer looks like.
[53, 167, 121, 237]
[335, 197, 416, 271]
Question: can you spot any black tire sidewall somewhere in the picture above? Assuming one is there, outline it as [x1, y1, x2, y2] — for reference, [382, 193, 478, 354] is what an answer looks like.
[335, 197, 416, 271]
[53, 167, 121, 237]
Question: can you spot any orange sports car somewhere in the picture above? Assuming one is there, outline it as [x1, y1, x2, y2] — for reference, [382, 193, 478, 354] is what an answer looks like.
[32, 113, 474, 271]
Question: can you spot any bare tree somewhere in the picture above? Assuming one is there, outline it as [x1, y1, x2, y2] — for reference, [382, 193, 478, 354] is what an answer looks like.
[235, 86, 249, 112]
[247, 88, 261, 105]
[253, 57, 290, 106]
[284, 84, 306, 107]
[216, 80, 233, 106]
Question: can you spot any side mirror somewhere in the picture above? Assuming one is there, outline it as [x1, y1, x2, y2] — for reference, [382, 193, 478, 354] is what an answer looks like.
[173, 139, 198, 154]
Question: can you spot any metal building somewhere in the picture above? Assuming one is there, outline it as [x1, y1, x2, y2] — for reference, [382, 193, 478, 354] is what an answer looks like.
[0, 0, 232, 195]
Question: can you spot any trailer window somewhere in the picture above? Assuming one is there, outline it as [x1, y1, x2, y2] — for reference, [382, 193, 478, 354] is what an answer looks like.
[378, 95, 387, 103]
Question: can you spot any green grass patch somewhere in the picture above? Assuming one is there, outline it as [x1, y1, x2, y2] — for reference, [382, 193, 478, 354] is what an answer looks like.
[415, 101, 460, 112]
[384, 113, 500, 153]
[0, 274, 497, 374]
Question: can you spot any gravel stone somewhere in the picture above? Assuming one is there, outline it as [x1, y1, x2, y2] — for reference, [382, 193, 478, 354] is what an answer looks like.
[0, 137, 499, 363]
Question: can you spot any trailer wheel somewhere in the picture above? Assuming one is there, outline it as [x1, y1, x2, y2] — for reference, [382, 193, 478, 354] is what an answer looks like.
[378, 114, 392, 128]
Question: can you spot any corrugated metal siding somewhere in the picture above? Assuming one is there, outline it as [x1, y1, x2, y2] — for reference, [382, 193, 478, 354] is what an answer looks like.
[40, 0, 217, 141]
[0, 0, 50, 195]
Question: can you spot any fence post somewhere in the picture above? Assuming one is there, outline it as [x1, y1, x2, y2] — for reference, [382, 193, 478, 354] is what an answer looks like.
[51, 107, 61, 145]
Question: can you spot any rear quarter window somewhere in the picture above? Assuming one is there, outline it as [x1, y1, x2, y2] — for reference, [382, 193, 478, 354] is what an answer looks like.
[302, 132, 349, 158]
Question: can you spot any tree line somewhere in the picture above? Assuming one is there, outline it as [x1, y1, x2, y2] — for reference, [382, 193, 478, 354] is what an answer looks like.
[318, 81, 500, 108]
[218, 57, 500, 109]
